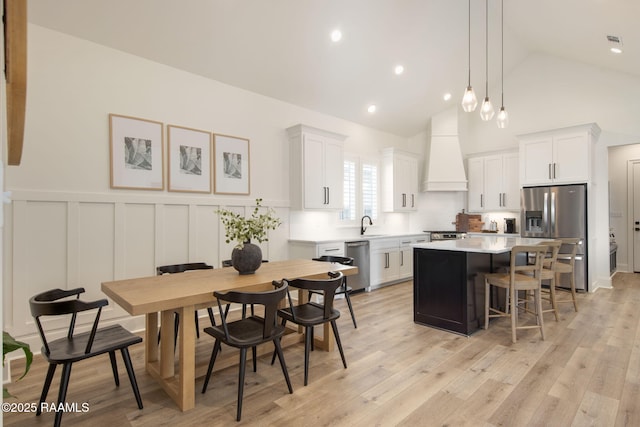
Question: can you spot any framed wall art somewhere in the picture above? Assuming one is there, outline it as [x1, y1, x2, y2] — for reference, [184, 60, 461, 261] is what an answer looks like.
[167, 125, 212, 193]
[213, 134, 250, 195]
[109, 114, 164, 190]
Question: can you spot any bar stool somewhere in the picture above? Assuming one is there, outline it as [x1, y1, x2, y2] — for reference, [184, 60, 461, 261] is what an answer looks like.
[536, 240, 563, 321]
[484, 245, 547, 343]
[553, 238, 581, 312]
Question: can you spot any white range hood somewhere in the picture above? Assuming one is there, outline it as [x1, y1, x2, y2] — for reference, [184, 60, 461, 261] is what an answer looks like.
[422, 107, 468, 192]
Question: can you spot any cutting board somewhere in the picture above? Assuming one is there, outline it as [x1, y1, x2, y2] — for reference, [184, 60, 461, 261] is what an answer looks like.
[454, 212, 483, 232]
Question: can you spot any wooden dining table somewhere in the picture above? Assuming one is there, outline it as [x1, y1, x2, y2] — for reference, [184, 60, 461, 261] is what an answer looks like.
[101, 259, 357, 411]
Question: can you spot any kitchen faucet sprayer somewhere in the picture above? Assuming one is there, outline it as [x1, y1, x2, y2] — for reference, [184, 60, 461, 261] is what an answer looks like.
[360, 215, 373, 235]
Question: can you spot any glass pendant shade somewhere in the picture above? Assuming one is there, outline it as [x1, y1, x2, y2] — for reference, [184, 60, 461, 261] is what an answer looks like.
[462, 86, 478, 112]
[480, 97, 494, 121]
[496, 106, 508, 128]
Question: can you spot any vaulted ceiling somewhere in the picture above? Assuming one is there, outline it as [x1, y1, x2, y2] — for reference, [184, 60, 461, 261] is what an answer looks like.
[28, 0, 640, 137]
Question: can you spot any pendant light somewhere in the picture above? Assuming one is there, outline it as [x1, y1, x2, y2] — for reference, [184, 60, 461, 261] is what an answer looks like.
[496, 0, 509, 128]
[479, 0, 494, 121]
[461, 0, 477, 112]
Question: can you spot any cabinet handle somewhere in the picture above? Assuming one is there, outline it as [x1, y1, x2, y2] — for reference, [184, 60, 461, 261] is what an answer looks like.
[553, 163, 557, 179]
[402, 193, 406, 207]
[327, 187, 330, 205]
[411, 194, 415, 208]
[325, 248, 340, 252]
[400, 251, 404, 266]
[385, 252, 389, 268]
[548, 163, 552, 179]
[480, 194, 484, 208]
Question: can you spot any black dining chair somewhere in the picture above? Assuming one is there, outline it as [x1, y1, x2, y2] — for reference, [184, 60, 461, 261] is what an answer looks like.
[156, 262, 215, 344]
[271, 271, 347, 386]
[201, 283, 293, 421]
[29, 288, 143, 427]
[311, 255, 357, 328]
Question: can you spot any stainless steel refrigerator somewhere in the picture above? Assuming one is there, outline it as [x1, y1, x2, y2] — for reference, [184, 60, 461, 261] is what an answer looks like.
[520, 183, 588, 291]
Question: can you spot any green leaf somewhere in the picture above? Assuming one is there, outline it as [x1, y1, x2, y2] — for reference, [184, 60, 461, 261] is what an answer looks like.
[3, 331, 33, 382]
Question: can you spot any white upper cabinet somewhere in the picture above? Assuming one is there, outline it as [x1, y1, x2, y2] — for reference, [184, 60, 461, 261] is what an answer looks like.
[519, 123, 600, 186]
[467, 151, 519, 212]
[382, 148, 419, 212]
[288, 124, 347, 210]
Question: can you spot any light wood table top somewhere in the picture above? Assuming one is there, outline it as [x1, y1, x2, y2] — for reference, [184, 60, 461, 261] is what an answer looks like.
[101, 259, 357, 411]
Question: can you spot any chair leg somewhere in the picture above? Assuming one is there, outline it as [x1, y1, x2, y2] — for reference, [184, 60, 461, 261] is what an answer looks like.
[54, 363, 73, 427]
[344, 291, 357, 328]
[120, 347, 143, 409]
[109, 351, 120, 386]
[310, 326, 314, 351]
[37, 363, 57, 416]
[510, 286, 517, 343]
[273, 339, 293, 394]
[202, 340, 221, 393]
[207, 307, 216, 326]
[174, 313, 179, 352]
[271, 319, 286, 366]
[252, 346, 257, 372]
[548, 278, 560, 321]
[484, 279, 490, 330]
[194, 311, 200, 339]
[570, 271, 579, 312]
[330, 320, 347, 369]
[303, 326, 312, 386]
[535, 288, 546, 340]
[236, 347, 247, 421]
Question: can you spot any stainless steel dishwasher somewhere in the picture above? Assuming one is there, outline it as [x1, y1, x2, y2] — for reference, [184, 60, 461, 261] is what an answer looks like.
[345, 240, 370, 292]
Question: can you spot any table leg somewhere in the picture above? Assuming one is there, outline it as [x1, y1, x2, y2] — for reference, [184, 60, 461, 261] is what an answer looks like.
[177, 305, 196, 411]
[145, 312, 159, 364]
[160, 310, 175, 378]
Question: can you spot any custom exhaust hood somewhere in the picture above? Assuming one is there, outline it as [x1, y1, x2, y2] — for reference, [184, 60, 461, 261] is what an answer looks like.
[422, 108, 468, 192]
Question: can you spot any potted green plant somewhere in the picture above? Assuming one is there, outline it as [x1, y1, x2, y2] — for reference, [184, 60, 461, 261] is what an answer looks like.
[3, 331, 33, 398]
[216, 198, 281, 274]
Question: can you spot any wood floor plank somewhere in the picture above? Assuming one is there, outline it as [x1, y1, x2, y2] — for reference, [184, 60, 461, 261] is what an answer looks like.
[5, 274, 640, 426]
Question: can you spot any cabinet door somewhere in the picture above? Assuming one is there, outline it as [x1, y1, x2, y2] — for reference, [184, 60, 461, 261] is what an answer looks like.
[467, 157, 484, 212]
[399, 246, 413, 279]
[323, 138, 344, 209]
[394, 156, 411, 211]
[407, 158, 418, 210]
[520, 137, 553, 186]
[302, 134, 326, 209]
[371, 248, 399, 285]
[553, 132, 588, 183]
[502, 152, 520, 210]
[483, 155, 504, 211]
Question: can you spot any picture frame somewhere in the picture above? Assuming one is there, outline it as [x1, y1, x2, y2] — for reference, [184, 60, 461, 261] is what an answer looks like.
[167, 125, 212, 193]
[213, 134, 250, 195]
[109, 114, 164, 190]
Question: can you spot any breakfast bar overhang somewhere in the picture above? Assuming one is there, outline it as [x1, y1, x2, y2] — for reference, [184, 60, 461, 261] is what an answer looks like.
[412, 236, 546, 336]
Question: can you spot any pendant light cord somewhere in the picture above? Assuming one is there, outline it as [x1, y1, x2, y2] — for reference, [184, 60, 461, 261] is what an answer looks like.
[501, 0, 504, 106]
[468, 0, 471, 86]
[485, 0, 489, 97]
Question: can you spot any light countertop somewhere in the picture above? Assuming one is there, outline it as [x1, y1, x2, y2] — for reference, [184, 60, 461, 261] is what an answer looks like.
[413, 236, 550, 254]
[289, 233, 429, 244]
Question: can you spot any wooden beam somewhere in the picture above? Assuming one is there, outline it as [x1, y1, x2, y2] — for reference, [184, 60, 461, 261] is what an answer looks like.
[4, 0, 28, 165]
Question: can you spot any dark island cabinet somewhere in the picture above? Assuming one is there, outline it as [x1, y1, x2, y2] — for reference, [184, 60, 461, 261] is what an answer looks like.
[413, 247, 509, 335]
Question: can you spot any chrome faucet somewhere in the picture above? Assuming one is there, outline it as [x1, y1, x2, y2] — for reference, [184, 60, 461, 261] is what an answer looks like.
[360, 215, 373, 235]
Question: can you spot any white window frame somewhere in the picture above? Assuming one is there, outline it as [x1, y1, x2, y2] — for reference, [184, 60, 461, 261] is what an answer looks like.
[340, 154, 380, 224]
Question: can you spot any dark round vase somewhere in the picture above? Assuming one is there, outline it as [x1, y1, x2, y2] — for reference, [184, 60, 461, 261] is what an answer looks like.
[231, 242, 262, 275]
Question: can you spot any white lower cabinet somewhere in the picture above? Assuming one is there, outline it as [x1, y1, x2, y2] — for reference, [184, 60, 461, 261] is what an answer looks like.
[288, 241, 345, 259]
[371, 244, 400, 286]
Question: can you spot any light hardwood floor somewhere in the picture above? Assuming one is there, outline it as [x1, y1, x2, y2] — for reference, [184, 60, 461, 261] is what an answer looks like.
[4, 273, 640, 426]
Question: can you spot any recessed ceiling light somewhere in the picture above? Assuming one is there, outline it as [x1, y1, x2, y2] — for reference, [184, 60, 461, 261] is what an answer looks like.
[607, 34, 623, 54]
[367, 105, 377, 113]
[394, 65, 404, 75]
[331, 29, 342, 42]
[443, 93, 452, 101]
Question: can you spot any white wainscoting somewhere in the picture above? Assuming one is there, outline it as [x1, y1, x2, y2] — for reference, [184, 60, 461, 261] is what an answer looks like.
[4, 190, 290, 349]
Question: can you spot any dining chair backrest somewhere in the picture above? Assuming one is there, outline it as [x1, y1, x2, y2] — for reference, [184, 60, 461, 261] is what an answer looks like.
[213, 283, 288, 340]
[510, 245, 547, 282]
[539, 240, 562, 270]
[156, 262, 213, 275]
[558, 238, 580, 266]
[312, 256, 354, 266]
[281, 271, 344, 319]
[29, 288, 108, 356]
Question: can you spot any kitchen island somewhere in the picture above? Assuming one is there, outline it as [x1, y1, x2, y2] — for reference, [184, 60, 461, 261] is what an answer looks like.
[412, 236, 546, 336]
